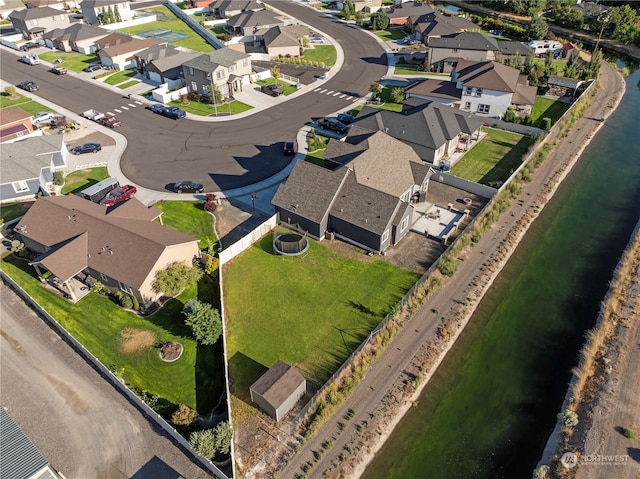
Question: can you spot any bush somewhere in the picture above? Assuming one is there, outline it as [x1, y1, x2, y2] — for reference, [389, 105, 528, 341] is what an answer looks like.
[172, 404, 198, 426]
[120, 294, 133, 309]
[542, 117, 552, 130]
[205, 201, 217, 213]
[623, 427, 636, 439]
[131, 294, 140, 311]
[205, 193, 217, 202]
[53, 171, 65, 186]
[503, 108, 517, 123]
[558, 409, 579, 427]
[204, 255, 219, 276]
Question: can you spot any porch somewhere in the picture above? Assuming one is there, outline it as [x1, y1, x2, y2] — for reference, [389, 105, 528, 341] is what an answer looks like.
[43, 273, 92, 303]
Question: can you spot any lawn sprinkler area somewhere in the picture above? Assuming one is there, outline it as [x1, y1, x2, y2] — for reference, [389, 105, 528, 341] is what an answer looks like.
[411, 205, 464, 240]
[139, 28, 189, 43]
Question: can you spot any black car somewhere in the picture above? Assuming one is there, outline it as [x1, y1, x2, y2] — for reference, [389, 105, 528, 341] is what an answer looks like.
[283, 141, 296, 155]
[174, 181, 205, 193]
[17, 81, 39, 92]
[83, 64, 102, 72]
[70, 143, 102, 155]
[337, 113, 356, 125]
[20, 42, 40, 51]
[261, 84, 283, 97]
[161, 106, 186, 120]
[318, 118, 349, 134]
[145, 103, 166, 114]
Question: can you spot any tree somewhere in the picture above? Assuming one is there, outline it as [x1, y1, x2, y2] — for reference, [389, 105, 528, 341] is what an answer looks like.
[190, 429, 216, 459]
[114, 4, 122, 23]
[182, 300, 223, 345]
[522, 49, 535, 75]
[584, 48, 602, 80]
[4, 85, 16, 97]
[172, 404, 198, 426]
[212, 421, 233, 454]
[369, 81, 383, 99]
[543, 50, 554, 78]
[53, 171, 65, 186]
[355, 10, 365, 27]
[152, 261, 202, 297]
[390, 87, 404, 104]
[526, 0, 546, 17]
[340, 0, 355, 20]
[271, 66, 281, 86]
[564, 50, 582, 78]
[526, 17, 548, 41]
[372, 10, 389, 31]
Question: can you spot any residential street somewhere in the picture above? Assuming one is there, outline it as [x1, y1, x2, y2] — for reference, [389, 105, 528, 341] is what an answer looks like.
[0, 282, 212, 479]
[264, 60, 625, 479]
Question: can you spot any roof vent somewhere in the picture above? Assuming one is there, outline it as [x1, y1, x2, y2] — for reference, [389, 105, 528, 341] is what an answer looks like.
[365, 218, 368, 223]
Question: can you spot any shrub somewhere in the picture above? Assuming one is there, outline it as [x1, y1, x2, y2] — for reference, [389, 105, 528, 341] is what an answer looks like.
[120, 294, 133, 309]
[131, 294, 140, 311]
[205, 193, 217, 202]
[10, 240, 24, 253]
[5, 85, 17, 96]
[114, 290, 123, 302]
[183, 299, 200, 313]
[204, 255, 219, 276]
[623, 427, 636, 439]
[503, 108, 517, 123]
[53, 171, 65, 186]
[152, 261, 203, 297]
[558, 408, 579, 427]
[542, 117, 552, 130]
[172, 404, 198, 426]
[205, 201, 217, 213]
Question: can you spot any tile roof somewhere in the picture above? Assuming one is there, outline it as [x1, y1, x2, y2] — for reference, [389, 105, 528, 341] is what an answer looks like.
[454, 59, 520, 93]
[250, 361, 305, 409]
[1, 136, 63, 183]
[272, 161, 349, 223]
[15, 196, 198, 286]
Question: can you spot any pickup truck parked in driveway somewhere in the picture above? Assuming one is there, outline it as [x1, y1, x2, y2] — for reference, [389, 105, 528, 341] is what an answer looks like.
[81, 109, 121, 127]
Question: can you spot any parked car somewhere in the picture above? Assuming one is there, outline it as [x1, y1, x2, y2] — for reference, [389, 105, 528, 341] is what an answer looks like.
[83, 63, 102, 72]
[50, 66, 68, 75]
[98, 114, 121, 128]
[18, 55, 41, 65]
[145, 103, 167, 114]
[283, 141, 296, 155]
[32, 111, 54, 125]
[99, 184, 137, 206]
[174, 181, 204, 193]
[70, 143, 102, 155]
[19, 42, 40, 51]
[261, 83, 283, 97]
[161, 106, 186, 120]
[318, 118, 349, 134]
[337, 113, 356, 125]
[17, 80, 39, 92]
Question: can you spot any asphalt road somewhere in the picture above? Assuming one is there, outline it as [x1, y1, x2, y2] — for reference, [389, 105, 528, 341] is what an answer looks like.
[0, 1, 387, 193]
[0, 282, 213, 478]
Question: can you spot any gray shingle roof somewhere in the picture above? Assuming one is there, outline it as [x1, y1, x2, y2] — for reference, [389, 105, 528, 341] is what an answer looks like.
[272, 161, 349, 223]
[263, 24, 309, 48]
[183, 48, 249, 71]
[15, 195, 198, 287]
[414, 11, 478, 38]
[1, 136, 63, 183]
[80, 0, 127, 7]
[387, 3, 434, 19]
[227, 8, 283, 29]
[8, 6, 65, 20]
[250, 361, 305, 409]
[428, 32, 499, 51]
[43, 23, 109, 42]
[498, 40, 532, 56]
[209, 0, 261, 12]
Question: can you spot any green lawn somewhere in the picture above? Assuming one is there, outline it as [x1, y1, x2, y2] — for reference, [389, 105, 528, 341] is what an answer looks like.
[119, 5, 214, 52]
[167, 98, 252, 115]
[0, 92, 55, 116]
[155, 200, 217, 250]
[530, 96, 570, 129]
[254, 77, 298, 96]
[0, 201, 34, 224]
[104, 69, 138, 86]
[223, 234, 420, 400]
[118, 80, 140, 90]
[374, 28, 406, 41]
[60, 167, 109, 195]
[451, 128, 533, 184]
[0, 256, 222, 415]
[533, 58, 567, 76]
[394, 64, 424, 75]
[303, 45, 337, 66]
[38, 51, 100, 72]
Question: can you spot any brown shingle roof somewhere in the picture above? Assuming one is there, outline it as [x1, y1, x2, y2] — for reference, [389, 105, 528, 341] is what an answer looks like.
[16, 196, 198, 286]
[454, 60, 520, 93]
[0, 107, 32, 125]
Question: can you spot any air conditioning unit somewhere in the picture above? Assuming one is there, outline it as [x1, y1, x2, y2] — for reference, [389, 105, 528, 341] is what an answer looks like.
[325, 231, 335, 240]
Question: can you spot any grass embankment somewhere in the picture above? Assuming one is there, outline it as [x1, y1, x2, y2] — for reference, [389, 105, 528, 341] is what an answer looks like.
[303, 45, 337, 67]
[167, 98, 252, 115]
[223, 233, 420, 400]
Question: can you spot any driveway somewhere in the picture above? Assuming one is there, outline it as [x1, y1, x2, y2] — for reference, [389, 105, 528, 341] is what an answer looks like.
[0, 282, 212, 479]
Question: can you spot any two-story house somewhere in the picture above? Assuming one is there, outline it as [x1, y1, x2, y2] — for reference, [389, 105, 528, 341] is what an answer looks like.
[182, 48, 251, 99]
[209, 0, 262, 18]
[135, 44, 200, 87]
[410, 9, 478, 44]
[272, 131, 432, 253]
[8, 6, 71, 39]
[79, 0, 134, 26]
[0, 135, 67, 203]
[226, 8, 284, 36]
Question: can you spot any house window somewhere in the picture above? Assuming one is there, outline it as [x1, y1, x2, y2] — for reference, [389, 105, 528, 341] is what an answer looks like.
[191, 80, 197, 91]
[188, 67, 194, 75]
[381, 229, 389, 243]
[400, 216, 409, 232]
[100, 272, 108, 281]
[463, 87, 471, 96]
[119, 282, 132, 294]
[452, 48, 458, 52]
[464, 101, 471, 110]
[229, 63, 236, 72]
[216, 70, 225, 80]
[12, 181, 28, 192]
[243, 58, 248, 66]
[475, 88, 483, 97]
[31, 19, 38, 26]
[477, 104, 490, 114]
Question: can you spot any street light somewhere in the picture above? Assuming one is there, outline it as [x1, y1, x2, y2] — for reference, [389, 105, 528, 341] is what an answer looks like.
[250, 191, 257, 212]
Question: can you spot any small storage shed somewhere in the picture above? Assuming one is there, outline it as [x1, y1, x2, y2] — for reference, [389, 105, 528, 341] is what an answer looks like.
[250, 361, 306, 421]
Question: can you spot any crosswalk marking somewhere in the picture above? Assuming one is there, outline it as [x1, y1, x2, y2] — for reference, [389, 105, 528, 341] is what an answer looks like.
[134, 101, 143, 105]
[127, 103, 137, 107]
[113, 109, 121, 113]
[120, 106, 129, 110]
[332, 92, 341, 96]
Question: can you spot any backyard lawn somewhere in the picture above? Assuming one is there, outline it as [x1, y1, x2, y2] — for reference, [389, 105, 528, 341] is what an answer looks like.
[223, 233, 420, 401]
[0, 92, 54, 116]
[0, 201, 34, 224]
[303, 45, 337, 67]
[254, 77, 298, 95]
[119, 5, 214, 52]
[60, 167, 108, 195]
[451, 128, 533, 184]
[0, 256, 223, 416]
[374, 28, 405, 41]
[155, 200, 217, 250]
[530, 96, 570, 129]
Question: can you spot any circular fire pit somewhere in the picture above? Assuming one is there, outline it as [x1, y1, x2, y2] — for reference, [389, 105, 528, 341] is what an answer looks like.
[159, 342, 183, 362]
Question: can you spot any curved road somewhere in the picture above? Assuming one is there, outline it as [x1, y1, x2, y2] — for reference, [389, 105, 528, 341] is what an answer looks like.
[0, 1, 387, 192]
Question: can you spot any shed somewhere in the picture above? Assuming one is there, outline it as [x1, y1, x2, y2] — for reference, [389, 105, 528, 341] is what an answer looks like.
[250, 361, 306, 421]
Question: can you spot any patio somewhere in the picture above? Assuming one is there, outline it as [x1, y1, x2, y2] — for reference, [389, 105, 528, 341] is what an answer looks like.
[44, 275, 92, 303]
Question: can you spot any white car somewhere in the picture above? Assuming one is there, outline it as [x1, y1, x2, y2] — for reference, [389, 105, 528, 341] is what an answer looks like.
[32, 111, 54, 125]
[18, 54, 41, 65]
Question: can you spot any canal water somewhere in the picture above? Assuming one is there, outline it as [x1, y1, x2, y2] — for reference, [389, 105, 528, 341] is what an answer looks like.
[365, 66, 640, 479]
